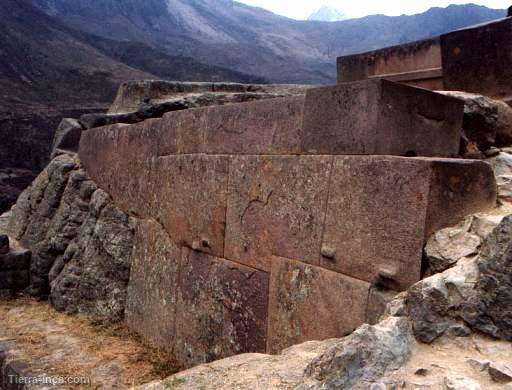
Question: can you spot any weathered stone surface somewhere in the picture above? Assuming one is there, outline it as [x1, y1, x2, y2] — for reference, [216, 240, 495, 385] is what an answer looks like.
[153, 155, 229, 257]
[423, 159, 497, 235]
[139, 317, 414, 390]
[302, 79, 463, 157]
[267, 256, 370, 354]
[126, 219, 181, 349]
[50, 118, 83, 159]
[441, 18, 512, 101]
[462, 214, 512, 341]
[0, 211, 10, 233]
[137, 339, 335, 390]
[81, 131, 230, 257]
[0, 248, 30, 271]
[320, 156, 495, 290]
[437, 92, 512, 151]
[437, 91, 499, 151]
[0, 168, 37, 214]
[299, 317, 414, 390]
[50, 188, 134, 322]
[337, 37, 443, 89]
[174, 249, 269, 368]
[0, 234, 8, 254]
[8, 154, 78, 246]
[225, 155, 332, 271]
[497, 175, 512, 203]
[367, 286, 399, 325]
[108, 80, 311, 115]
[491, 152, 512, 177]
[202, 97, 304, 154]
[82, 96, 305, 160]
[407, 257, 479, 343]
[488, 362, 512, 383]
[6, 154, 135, 321]
[469, 213, 503, 240]
[424, 217, 481, 274]
[407, 214, 512, 343]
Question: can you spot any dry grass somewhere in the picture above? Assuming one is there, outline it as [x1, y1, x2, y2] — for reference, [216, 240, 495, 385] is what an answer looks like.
[0, 297, 181, 388]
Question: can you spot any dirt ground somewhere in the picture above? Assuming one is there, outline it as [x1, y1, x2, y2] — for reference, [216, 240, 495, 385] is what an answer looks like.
[382, 332, 512, 389]
[0, 297, 180, 389]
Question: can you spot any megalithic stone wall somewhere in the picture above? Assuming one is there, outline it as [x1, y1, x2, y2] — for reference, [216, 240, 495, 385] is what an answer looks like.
[337, 17, 512, 103]
[79, 79, 496, 368]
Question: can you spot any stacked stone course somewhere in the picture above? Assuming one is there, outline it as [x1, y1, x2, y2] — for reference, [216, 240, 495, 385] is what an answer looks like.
[79, 76, 496, 367]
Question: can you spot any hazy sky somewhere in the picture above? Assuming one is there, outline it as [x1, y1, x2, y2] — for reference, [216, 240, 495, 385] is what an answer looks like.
[237, 0, 510, 19]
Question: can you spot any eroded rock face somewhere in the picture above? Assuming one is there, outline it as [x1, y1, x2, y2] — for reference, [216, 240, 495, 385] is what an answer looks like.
[0, 168, 37, 214]
[80, 81, 312, 129]
[50, 189, 134, 322]
[407, 215, 512, 343]
[108, 80, 312, 115]
[462, 215, 512, 340]
[7, 154, 134, 321]
[50, 118, 83, 159]
[424, 217, 482, 274]
[299, 317, 414, 389]
[437, 91, 512, 153]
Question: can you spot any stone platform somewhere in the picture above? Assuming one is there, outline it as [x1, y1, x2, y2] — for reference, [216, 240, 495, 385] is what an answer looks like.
[79, 80, 496, 368]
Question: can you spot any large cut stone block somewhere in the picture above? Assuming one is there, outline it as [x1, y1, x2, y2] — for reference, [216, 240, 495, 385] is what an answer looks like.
[302, 79, 463, 157]
[441, 18, 512, 101]
[125, 219, 181, 350]
[202, 97, 304, 154]
[320, 156, 496, 290]
[175, 248, 269, 368]
[152, 155, 229, 257]
[337, 37, 443, 90]
[225, 155, 332, 271]
[267, 256, 370, 354]
[82, 128, 231, 257]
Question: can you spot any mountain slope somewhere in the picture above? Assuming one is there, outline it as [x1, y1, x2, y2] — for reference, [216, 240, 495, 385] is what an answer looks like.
[0, 0, 154, 174]
[0, 0, 264, 167]
[32, 0, 506, 83]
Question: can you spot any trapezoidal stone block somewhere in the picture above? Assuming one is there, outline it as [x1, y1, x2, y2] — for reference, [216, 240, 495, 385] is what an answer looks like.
[267, 256, 370, 354]
[175, 248, 269, 368]
[225, 155, 332, 272]
[125, 219, 181, 351]
[202, 96, 305, 154]
[302, 79, 463, 157]
[152, 155, 229, 257]
[320, 156, 496, 290]
[79, 121, 162, 218]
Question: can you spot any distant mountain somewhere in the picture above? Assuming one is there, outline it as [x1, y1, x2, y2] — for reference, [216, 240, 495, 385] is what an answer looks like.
[308, 5, 348, 22]
[31, 0, 506, 84]
[0, 0, 261, 173]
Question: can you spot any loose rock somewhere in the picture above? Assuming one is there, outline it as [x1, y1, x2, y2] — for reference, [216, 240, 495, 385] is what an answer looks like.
[488, 362, 512, 383]
[424, 217, 481, 274]
[299, 317, 414, 389]
[444, 374, 481, 390]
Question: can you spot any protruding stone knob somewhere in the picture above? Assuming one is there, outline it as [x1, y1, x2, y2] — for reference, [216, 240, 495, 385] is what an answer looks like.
[321, 245, 336, 260]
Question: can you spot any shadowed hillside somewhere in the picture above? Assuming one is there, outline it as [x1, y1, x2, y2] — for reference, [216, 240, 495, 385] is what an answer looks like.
[32, 0, 506, 83]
